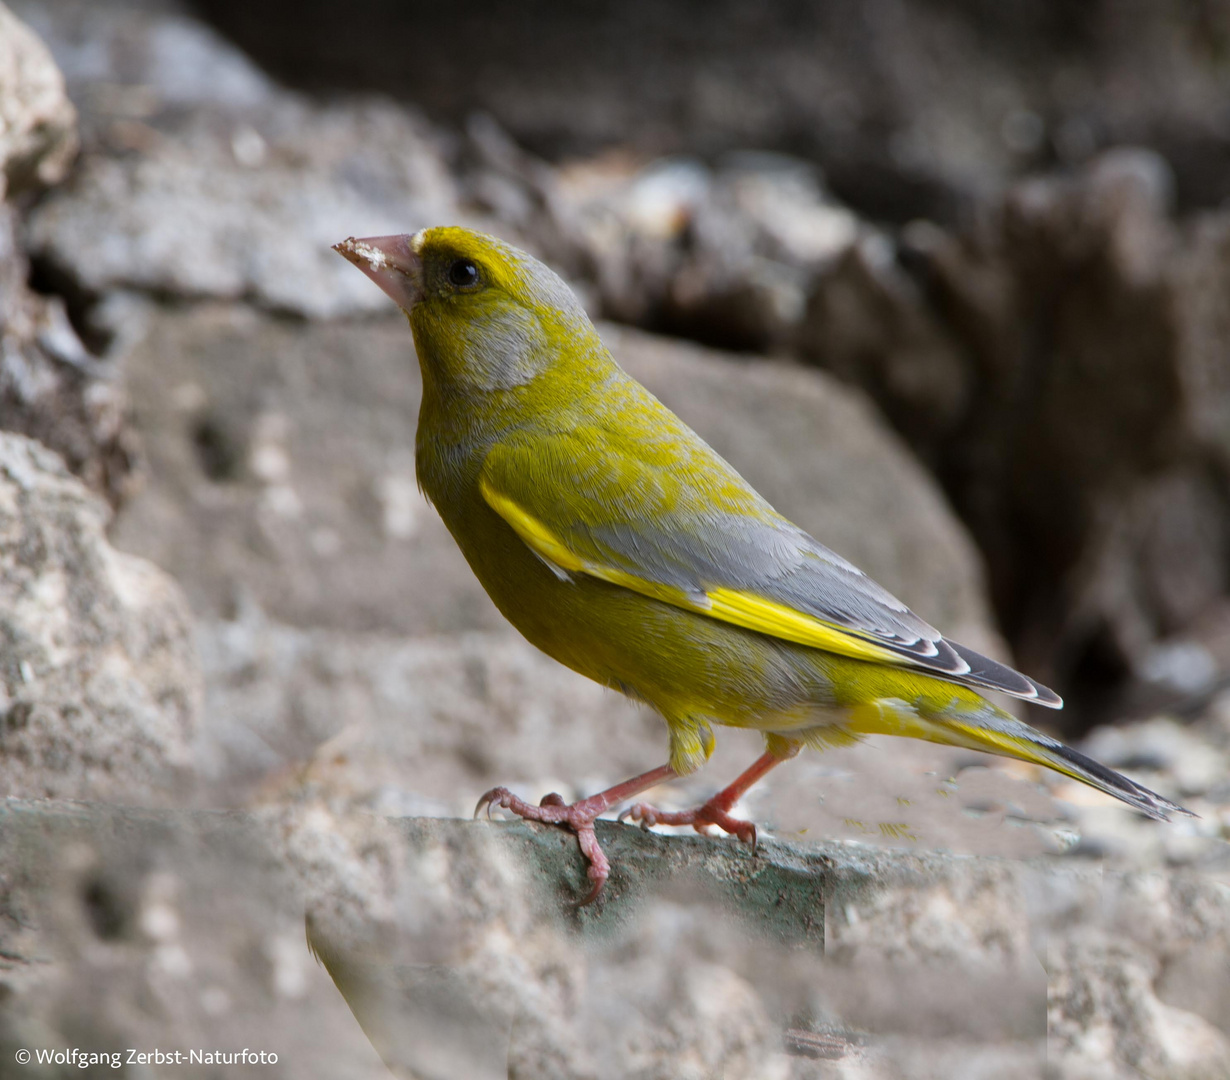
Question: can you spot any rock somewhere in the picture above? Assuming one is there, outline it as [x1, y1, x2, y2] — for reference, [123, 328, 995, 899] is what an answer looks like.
[0, 432, 200, 801]
[17, 0, 277, 120]
[1048, 935, 1230, 1080]
[0, 1, 77, 196]
[795, 232, 971, 453]
[19, 0, 474, 320]
[0, 5, 134, 506]
[1, 801, 1226, 1079]
[0, 800, 835, 1080]
[26, 97, 469, 319]
[1038, 863, 1230, 1080]
[534, 149, 859, 350]
[195, 614, 665, 813]
[600, 154, 855, 351]
[106, 302, 498, 637]
[0, 800, 392, 1080]
[0, 204, 137, 508]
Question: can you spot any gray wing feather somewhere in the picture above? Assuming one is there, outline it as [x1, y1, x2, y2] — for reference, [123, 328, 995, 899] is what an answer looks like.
[591, 512, 1062, 707]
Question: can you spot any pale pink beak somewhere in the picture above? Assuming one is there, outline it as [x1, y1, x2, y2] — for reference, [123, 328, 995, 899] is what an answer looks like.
[333, 233, 423, 311]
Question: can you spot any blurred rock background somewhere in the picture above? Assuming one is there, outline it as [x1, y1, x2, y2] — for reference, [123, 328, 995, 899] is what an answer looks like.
[1, 0, 1229, 1077]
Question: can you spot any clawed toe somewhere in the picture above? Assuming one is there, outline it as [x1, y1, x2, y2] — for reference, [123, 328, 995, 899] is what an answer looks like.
[616, 797, 758, 852]
[617, 802, 658, 829]
[474, 784, 611, 905]
[474, 785, 514, 819]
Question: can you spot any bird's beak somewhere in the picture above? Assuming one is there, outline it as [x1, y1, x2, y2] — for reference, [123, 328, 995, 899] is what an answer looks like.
[333, 233, 424, 311]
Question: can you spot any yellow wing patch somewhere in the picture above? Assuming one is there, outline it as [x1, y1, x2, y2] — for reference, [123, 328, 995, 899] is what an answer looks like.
[705, 588, 907, 664]
[480, 476, 910, 666]
[480, 480, 587, 574]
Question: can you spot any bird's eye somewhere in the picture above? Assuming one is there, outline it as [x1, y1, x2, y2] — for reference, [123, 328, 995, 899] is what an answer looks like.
[448, 258, 480, 287]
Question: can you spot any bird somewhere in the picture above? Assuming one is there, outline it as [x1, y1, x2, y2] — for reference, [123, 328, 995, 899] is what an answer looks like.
[334, 226, 1191, 904]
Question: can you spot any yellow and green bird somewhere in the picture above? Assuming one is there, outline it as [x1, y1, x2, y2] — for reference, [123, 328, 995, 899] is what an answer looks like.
[335, 227, 1189, 903]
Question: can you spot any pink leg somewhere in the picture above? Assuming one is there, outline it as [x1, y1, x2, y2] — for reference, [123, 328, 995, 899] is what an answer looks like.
[618, 751, 789, 852]
[476, 763, 677, 905]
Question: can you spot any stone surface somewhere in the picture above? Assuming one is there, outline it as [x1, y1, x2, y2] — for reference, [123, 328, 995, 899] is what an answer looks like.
[26, 98, 468, 319]
[0, 7, 135, 509]
[538, 151, 860, 352]
[0, 800, 390, 1080]
[17, 0, 474, 320]
[0, 432, 200, 802]
[0, 801, 1227, 1079]
[0, 1, 77, 197]
[0, 203, 137, 509]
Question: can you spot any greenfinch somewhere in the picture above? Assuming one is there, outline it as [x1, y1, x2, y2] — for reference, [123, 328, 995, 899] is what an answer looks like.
[335, 227, 1189, 903]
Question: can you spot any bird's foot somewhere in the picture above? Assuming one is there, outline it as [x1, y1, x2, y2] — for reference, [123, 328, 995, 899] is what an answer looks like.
[618, 797, 758, 853]
[475, 786, 611, 906]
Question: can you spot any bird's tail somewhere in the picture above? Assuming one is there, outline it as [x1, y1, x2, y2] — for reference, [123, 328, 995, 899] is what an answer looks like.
[844, 697, 1193, 822]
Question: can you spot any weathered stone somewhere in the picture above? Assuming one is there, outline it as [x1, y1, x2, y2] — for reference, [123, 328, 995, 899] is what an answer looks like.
[796, 233, 971, 453]
[0, 432, 200, 801]
[0, 204, 137, 508]
[1, 801, 1226, 1079]
[16, 0, 276, 121]
[0, 1, 77, 196]
[1048, 935, 1230, 1080]
[0, 800, 391, 1080]
[194, 616, 666, 813]
[530, 149, 858, 350]
[18, 0, 472, 320]
[0, 6, 134, 506]
[26, 97, 468, 319]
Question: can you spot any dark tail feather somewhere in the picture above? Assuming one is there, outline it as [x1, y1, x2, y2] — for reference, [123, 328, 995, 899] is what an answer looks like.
[848, 699, 1194, 822]
[1046, 741, 1195, 822]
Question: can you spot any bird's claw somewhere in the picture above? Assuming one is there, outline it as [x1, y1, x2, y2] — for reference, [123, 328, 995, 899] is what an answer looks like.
[618, 798, 758, 854]
[474, 785, 516, 819]
[616, 804, 655, 830]
[473, 784, 611, 905]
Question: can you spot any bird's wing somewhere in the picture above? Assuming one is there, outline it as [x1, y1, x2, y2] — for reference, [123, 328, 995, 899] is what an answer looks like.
[479, 423, 1060, 708]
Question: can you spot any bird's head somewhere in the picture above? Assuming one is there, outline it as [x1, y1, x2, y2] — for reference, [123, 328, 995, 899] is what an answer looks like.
[334, 227, 600, 394]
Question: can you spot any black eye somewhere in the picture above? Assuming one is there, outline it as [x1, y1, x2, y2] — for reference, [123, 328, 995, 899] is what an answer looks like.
[448, 258, 479, 287]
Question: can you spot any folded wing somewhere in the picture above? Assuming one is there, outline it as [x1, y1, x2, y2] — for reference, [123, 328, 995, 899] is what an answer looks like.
[480, 417, 1061, 709]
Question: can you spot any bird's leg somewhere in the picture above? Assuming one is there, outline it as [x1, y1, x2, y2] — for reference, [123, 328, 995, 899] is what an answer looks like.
[475, 762, 678, 905]
[618, 750, 793, 852]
